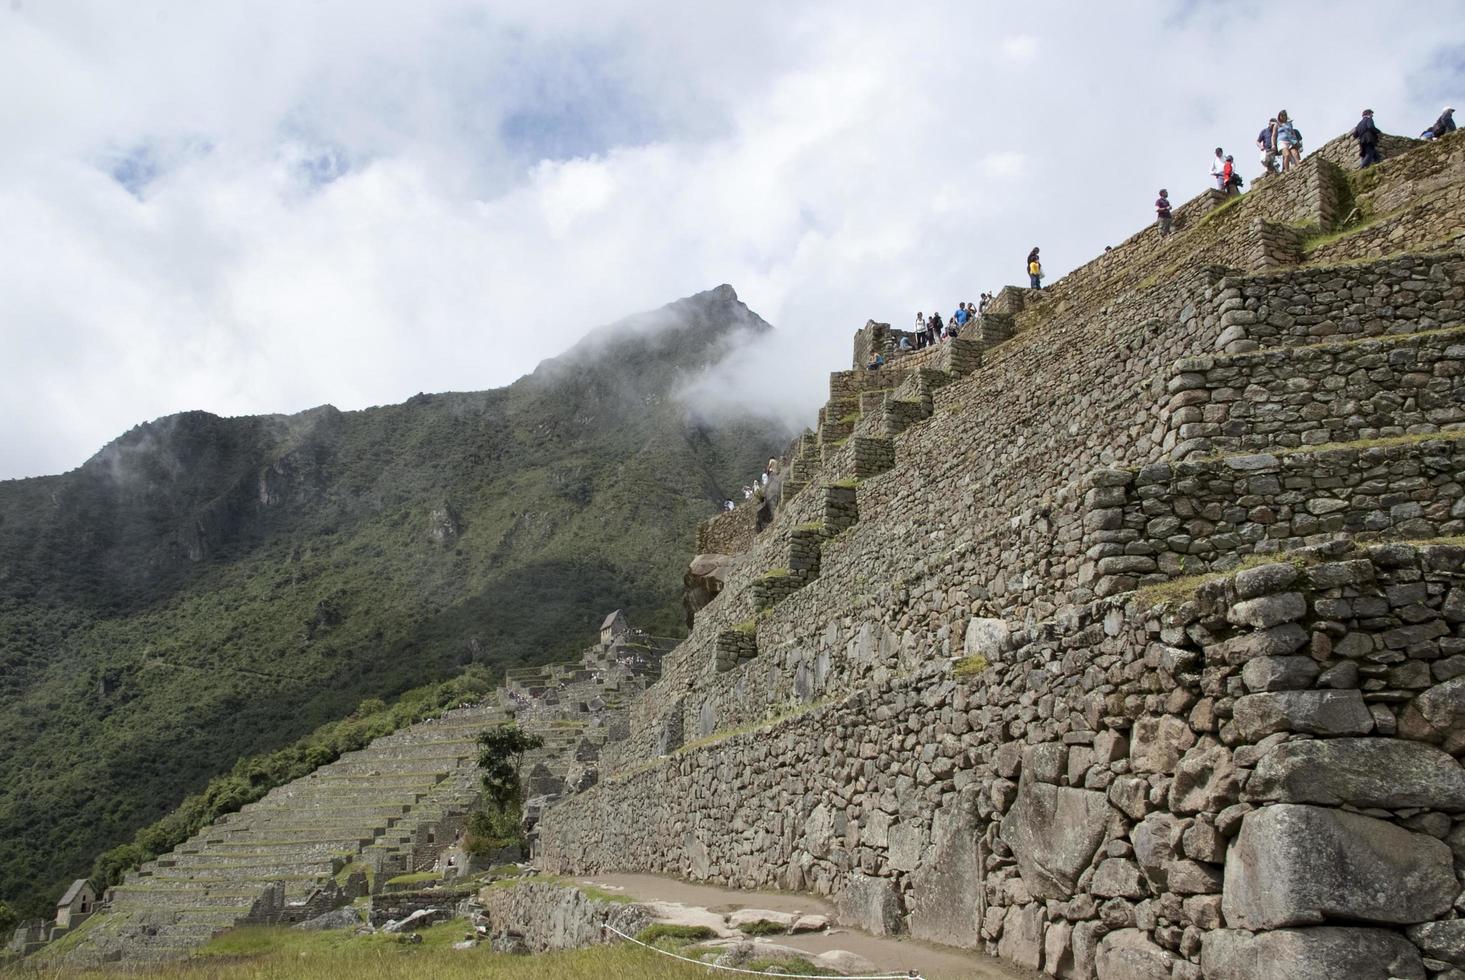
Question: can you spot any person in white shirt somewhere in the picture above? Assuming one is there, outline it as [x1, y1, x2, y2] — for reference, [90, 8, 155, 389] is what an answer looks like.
[1210, 147, 1226, 190]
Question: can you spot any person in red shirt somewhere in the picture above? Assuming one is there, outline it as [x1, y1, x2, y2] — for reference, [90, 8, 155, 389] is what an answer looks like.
[1221, 155, 1241, 196]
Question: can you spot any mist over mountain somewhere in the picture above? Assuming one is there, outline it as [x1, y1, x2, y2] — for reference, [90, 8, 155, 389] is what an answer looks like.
[0, 284, 790, 913]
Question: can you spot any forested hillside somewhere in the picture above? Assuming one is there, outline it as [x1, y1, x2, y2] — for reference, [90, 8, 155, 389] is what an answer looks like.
[0, 284, 787, 914]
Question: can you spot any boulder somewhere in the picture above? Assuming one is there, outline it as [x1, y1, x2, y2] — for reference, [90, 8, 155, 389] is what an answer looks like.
[813, 949, 878, 975]
[1246, 737, 1465, 811]
[1398, 677, 1465, 753]
[1133, 813, 1183, 890]
[1407, 920, 1465, 967]
[1231, 690, 1373, 739]
[1201, 926, 1426, 980]
[1129, 715, 1195, 774]
[1091, 859, 1146, 899]
[1095, 928, 1176, 980]
[295, 906, 363, 931]
[1240, 655, 1320, 692]
[383, 908, 450, 933]
[683, 553, 732, 628]
[965, 617, 1010, 662]
[1169, 742, 1240, 814]
[834, 874, 903, 936]
[996, 903, 1045, 970]
[791, 914, 828, 933]
[909, 798, 982, 947]
[1001, 774, 1109, 900]
[1222, 804, 1456, 929]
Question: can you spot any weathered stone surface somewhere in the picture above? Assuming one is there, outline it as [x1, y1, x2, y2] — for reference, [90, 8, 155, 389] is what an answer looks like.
[1240, 655, 1320, 692]
[727, 909, 796, 931]
[1398, 677, 1465, 753]
[1129, 715, 1195, 774]
[1169, 742, 1240, 814]
[1091, 859, 1146, 899]
[1246, 737, 1465, 811]
[996, 903, 1045, 971]
[1001, 775, 1108, 900]
[1231, 690, 1373, 739]
[1223, 804, 1457, 929]
[683, 554, 733, 628]
[1132, 813, 1183, 891]
[908, 800, 982, 947]
[1407, 920, 1465, 967]
[1095, 928, 1176, 980]
[834, 874, 903, 936]
[1201, 926, 1426, 980]
[964, 617, 1009, 662]
[295, 906, 362, 931]
[812, 949, 878, 975]
[1227, 592, 1306, 629]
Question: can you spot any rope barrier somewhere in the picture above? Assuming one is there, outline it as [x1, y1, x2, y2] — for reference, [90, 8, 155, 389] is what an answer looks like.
[600, 921, 926, 980]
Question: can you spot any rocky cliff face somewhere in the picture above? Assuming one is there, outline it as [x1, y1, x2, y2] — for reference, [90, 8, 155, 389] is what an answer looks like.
[0, 285, 789, 914]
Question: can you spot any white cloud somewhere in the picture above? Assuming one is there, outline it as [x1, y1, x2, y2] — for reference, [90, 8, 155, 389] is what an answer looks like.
[0, 1, 1460, 479]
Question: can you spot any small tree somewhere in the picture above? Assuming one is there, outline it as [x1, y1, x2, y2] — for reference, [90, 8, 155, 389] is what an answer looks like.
[0, 900, 18, 941]
[468, 724, 544, 853]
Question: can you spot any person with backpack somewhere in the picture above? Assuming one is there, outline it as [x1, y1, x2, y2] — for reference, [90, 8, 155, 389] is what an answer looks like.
[1027, 248, 1043, 289]
[1210, 147, 1226, 190]
[926, 312, 943, 346]
[1353, 109, 1381, 168]
[1222, 155, 1243, 195]
[1257, 118, 1279, 176]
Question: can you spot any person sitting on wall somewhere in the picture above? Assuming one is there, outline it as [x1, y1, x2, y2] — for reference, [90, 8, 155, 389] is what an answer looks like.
[1423, 106, 1455, 139]
[866, 350, 885, 370]
[897, 335, 913, 352]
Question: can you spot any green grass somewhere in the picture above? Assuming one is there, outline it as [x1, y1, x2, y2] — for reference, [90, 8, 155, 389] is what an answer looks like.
[793, 522, 825, 535]
[735, 920, 787, 936]
[1133, 553, 1317, 608]
[952, 654, 988, 679]
[837, 411, 861, 426]
[829, 477, 861, 489]
[759, 567, 792, 580]
[742, 958, 825, 976]
[334, 860, 373, 889]
[385, 871, 442, 888]
[634, 924, 715, 944]
[730, 620, 758, 636]
[1199, 428, 1465, 464]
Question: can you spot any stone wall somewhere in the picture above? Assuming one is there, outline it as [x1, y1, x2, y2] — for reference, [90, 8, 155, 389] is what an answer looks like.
[1163, 326, 1465, 459]
[480, 879, 652, 953]
[697, 505, 760, 557]
[541, 542, 1465, 980]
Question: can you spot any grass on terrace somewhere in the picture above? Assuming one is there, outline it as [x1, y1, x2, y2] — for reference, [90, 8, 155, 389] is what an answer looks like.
[11, 921, 714, 980]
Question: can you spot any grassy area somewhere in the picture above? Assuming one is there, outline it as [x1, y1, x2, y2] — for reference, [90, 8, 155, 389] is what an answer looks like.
[1133, 552, 1317, 608]
[12, 921, 725, 979]
[384, 871, 441, 888]
[951, 654, 989, 679]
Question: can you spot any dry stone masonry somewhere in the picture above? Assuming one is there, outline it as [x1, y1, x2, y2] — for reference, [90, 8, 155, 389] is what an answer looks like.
[531, 129, 1465, 980]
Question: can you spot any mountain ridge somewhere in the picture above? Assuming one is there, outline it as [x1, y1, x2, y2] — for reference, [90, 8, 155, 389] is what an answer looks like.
[0, 283, 789, 915]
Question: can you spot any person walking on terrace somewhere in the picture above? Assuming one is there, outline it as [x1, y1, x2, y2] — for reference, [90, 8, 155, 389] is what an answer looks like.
[1257, 118, 1279, 176]
[1354, 109, 1382, 168]
[1027, 248, 1043, 289]
[1155, 188, 1173, 236]
[1210, 147, 1226, 190]
[1424, 106, 1455, 139]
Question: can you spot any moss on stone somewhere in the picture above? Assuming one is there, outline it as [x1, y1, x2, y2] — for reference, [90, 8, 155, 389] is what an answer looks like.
[952, 654, 988, 678]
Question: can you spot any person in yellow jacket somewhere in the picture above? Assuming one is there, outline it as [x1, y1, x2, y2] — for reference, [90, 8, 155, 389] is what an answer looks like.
[1027, 247, 1043, 289]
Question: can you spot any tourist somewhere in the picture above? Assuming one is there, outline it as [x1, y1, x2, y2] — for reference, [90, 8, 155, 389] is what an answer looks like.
[1354, 109, 1381, 168]
[1155, 189, 1173, 236]
[1222, 155, 1242, 196]
[953, 302, 970, 329]
[1276, 111, 1300, 171]
[977, 293, 990, 316]
[1257, 117, 1279, 175]
[1424, 106, 1456, 139]
[1027, 248, 1043, 289]
[723, 499, 735, 511]
[1210, 147, 1226, 190]
[926, 311, 943, 346]
[897, 335, 913, 352]
[866, 350, 884, 371]
[914, 311, 927, 348]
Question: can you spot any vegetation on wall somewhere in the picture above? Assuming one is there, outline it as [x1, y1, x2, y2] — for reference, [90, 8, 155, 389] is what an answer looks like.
[466, 724, 544, 855]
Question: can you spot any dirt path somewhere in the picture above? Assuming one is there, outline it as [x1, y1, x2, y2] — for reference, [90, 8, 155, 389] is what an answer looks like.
[576, 873, 1034, 980]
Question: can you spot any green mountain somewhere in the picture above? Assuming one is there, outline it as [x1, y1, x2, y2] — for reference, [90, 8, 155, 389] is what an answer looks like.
[0, 284, 789, 914]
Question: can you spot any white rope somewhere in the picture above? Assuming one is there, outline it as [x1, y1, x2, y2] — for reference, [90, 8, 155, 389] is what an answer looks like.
[600, 921, 926, 980]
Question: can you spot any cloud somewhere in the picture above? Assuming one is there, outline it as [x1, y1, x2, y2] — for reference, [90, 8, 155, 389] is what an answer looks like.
[1, 1, 1461, 479]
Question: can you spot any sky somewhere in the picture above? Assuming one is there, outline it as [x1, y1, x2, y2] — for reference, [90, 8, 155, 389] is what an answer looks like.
[2, 1, 1462, 480]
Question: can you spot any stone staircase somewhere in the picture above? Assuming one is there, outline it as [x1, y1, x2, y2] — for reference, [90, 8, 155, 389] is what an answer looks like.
[58, 703, 506, 964]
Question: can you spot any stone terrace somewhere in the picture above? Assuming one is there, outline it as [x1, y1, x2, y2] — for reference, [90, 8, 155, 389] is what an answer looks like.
[538, 130, 1465, 980]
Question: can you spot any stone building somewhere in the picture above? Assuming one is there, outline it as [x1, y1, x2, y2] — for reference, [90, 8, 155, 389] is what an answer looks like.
[598, 609, 629, 646]
[55, 879, 95, 929]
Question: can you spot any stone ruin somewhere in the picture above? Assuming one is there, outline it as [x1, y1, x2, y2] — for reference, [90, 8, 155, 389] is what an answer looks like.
[38, 618, 669, 965]
[529, 128, 1465, 980]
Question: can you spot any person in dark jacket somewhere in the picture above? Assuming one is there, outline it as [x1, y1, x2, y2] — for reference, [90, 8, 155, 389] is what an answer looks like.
[1424, 107, 1456, 139]
[1353, 109, 1381, 168]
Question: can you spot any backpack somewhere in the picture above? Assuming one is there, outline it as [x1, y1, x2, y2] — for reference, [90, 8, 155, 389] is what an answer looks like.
[1228, 172, 1244, 189]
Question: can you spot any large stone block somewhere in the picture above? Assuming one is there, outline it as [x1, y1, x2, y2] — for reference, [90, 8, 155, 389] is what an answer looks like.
[1407, 920, 1465, 967]
[1246, 737, 1465, 811]
[1129, 715, 1195, 774]
[1201, 926, 1426, 980]
[1231, 690, 1373, 739]
[1398, 676, 1465, 753]
[1001, 774, 1109, 900]
[1094, 928, 1176, 980]
[908, 800, 982, 948]
[996, 903, 1045, 971]
[1168, 742, 1240, 814]
[1222, 804, 1456, 930]
[834, 874, 903, 936]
